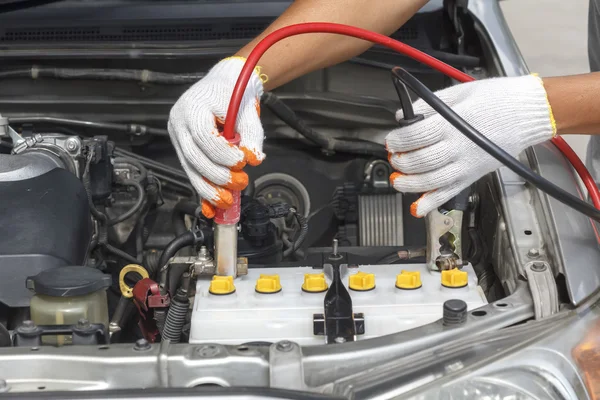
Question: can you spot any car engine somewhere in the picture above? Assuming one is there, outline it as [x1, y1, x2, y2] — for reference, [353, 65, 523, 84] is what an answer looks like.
[0, 0, 594, 395]
[0, 74, 498, 347]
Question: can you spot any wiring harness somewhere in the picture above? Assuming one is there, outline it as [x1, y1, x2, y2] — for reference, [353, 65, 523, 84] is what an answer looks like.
[222, 22, 600, 221]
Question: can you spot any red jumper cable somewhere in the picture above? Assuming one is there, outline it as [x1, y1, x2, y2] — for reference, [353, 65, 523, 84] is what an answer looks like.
[217, 22, 599, 259]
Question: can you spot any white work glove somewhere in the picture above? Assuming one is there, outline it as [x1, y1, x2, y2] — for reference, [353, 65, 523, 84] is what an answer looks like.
[386, 74, 557, 218]
[168, 57, 265, 218]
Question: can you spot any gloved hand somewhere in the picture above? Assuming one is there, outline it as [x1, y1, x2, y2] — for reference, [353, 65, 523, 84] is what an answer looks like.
[168, 57, 266, 218]
[386, 74, 557, 217]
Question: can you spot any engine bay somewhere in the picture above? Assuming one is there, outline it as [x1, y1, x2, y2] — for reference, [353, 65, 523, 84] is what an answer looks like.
[0, 2, 514, 349]
[0, 1, 594, 395]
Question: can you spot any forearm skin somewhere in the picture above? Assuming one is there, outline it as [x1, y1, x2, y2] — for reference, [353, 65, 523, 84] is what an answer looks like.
[235, 0, 429, 90]
[545, 73, 600, 135]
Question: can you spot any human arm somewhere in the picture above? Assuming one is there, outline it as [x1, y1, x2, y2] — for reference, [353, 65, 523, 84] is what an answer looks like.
[386, 72, 600, 217]
[169, 0, 430, 216]
[545, 72, 600, 135]
[236, 0, 430, 90]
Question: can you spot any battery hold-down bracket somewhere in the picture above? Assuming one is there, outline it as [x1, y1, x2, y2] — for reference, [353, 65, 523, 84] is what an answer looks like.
[313, 239, 365, 344]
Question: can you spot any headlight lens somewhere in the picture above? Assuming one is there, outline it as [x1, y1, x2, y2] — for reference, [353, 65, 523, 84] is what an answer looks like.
[421, 370, 570, 400]
[401, 306, 600, 400]
[345, 303, 600, 399]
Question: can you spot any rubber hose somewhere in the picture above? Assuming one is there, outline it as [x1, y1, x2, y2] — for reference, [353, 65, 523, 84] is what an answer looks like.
[104, 243, 139, 264]
[262, 92, 387, 158]
[82, 170, 107, 223]
[0, 67, 204, 84]
[162, 289, 189, 343]
[144, 250, 161, 278]
[158, 231, 197, 273]
[9, 116, 169, 137]
[108, 180, 146, 226]
[154, 309, 167, 335]
[172, 200, 201, 236]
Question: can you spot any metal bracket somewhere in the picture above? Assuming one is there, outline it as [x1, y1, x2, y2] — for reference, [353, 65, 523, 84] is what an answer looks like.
[313, 313, 365, 339]
[269, 341, 305, 390]
[525, 261, 558, 319]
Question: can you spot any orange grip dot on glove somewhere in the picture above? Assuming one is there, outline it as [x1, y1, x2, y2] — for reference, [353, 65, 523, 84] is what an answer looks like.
[201, 200, 216, 219]
[225, 171, 249, 191]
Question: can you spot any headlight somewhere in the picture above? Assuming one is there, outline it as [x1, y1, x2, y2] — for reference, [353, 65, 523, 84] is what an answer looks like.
[402, 305, 598, 400]
[339, 300, 600, 399]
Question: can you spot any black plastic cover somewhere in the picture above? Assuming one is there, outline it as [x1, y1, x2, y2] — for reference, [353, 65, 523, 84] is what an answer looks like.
[26, 266, 111, 297]
[0, 168, 92, 306]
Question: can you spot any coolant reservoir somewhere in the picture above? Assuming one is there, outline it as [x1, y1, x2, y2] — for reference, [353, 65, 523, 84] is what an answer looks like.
[27, 266, 111, 345]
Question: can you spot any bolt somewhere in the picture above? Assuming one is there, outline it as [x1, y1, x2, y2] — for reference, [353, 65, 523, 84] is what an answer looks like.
[528, 248, 540, 258]
[18, 320, 37, 333]
[276, 340, 294, 352]
[0, 379, 8, 393]
[332, 238, 339, 256]
[199, 246, 208, 257]
[134, 338, 151, 351]
[237, 257, 248, 276]
[65, 137, 79, 152]
[22, 320, 34, 329]
[334, 337, 346, 344]
[108, 322, 121, 334]
[531, 261, 547, 272]
[77, 318, 91, 329]
[444, 219, 451, 226]
[196, 344, 220, 358]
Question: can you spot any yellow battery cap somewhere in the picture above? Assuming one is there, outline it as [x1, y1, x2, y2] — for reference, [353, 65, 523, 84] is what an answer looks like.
[395, 270, 422, 290]
[255, 274, 282, 294]
[209, 276, 236, 295]
[441, 268, 468, 288]
[302, 273, 328, 293]
[349, 271, 375, 291]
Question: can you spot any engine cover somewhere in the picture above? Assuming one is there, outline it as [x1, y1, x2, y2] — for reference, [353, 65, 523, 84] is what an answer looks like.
[0, 154, 92, 307]
[190, 264, 486, 345]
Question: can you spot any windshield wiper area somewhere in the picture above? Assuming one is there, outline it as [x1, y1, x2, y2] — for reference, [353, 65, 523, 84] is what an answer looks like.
[0, 0, 65, 14]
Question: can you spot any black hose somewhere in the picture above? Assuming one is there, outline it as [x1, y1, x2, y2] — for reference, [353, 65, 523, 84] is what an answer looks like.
[114, 148, 188, 180]
[154, 309, 167, 335]
[283, 210, 309, 258]
[171, 200, 202, 236]
[104, 243, 139, 265]
[135, 216, 146, 263]
[239, 242, 282, 259]
[391, 67, 600, 222]
[0, 66, 204, 84]
[158, 231, 197, 272]
[8, 116, 168, 137]
[162, 288, 189, 343]
[144, 249, 161, 278]
[113, 148, 196, 199]
[108, 179, 146, 226]
[262, 92, 387, 158]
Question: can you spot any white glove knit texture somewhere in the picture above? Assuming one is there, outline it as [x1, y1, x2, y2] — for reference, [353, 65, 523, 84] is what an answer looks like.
[168, 57, 264, 212]
[386, 74, 556, 217]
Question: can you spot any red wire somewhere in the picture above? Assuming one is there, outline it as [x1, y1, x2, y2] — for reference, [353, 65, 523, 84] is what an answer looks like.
[223, 23, 472, 140]
[223, 22, 600, 210]
[551, 136, 600, 208]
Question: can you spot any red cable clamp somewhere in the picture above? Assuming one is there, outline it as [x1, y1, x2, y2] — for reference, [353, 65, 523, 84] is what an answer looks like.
[132, 278, 170, 342]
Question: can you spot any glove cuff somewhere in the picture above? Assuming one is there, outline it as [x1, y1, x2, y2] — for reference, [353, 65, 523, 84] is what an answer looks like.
[504, 74, 556, 149]
[531, 73, 558, 137]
